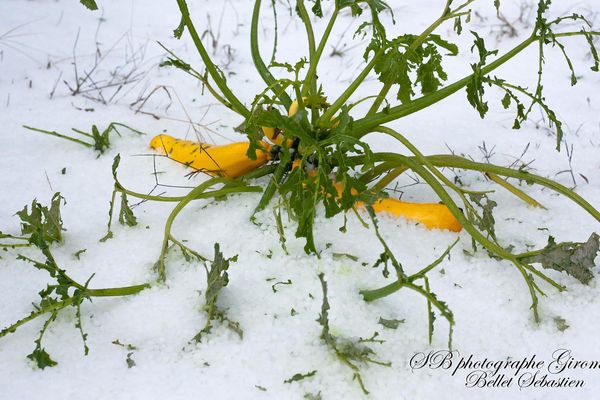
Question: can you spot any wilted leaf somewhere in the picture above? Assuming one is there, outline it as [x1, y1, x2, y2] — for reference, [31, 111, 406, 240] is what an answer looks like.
[520, 233, 599, 284]
[554, 316, 569, 332]
[378, 317, 405, 330]
[284, 370, 317, 384]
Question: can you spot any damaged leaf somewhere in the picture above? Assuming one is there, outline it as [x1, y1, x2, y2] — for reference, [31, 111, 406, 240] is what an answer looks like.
[520, 233, 599, 284]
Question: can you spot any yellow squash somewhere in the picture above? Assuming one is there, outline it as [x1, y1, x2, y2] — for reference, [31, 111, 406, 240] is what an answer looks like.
[149, 129, 462, 231]
[333, 177, 462, 232]
[367, 199, 462, 231]
[149, 134, 270, 178]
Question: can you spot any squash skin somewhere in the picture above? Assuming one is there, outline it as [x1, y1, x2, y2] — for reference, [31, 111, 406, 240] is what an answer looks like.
[149, 134, 270, 178]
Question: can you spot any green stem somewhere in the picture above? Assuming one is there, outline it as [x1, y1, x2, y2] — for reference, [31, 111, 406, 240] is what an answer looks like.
[361, 279, 402, 302]
[157, 179, 261, 280]
[318, 48, 385, 126]
[87, 283, 151, 297]
[1, 283, 150, 339]
[301, 6, 339, 97]
[251, 0, 292, 109]
[158, 42, 233, 110]
[361, 238, 459, 301]
[254, 160, 288, 213]
[409, 238, 460, 281]
[118, 185, 260, 203]
[371, 165, 409, 192]
[426, 154, 600, 223]
[368, 153, 547, 321]
[176, 0, 250, 117]
[0, 243, 31, 248]
[0, 299, 71, 338]
[486, 172, 547, 209]
[23, 125, 93, 148]
[404, 281, 454, 322]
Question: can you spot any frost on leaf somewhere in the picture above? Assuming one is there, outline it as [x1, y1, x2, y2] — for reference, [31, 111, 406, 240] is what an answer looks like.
[521, 233, 600, 284]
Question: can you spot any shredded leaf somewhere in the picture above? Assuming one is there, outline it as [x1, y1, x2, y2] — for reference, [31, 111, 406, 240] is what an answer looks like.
[520, 233, 599, 284]
[284, 370, 317, 383]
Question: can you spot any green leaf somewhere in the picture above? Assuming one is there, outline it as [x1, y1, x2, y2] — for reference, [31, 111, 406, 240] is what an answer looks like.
[193, 244, 242, 342]
[468, 193, 497, 241]
[17, 193, 66, 247]
[465, 32, 498, 118]
[583, 29, 599, 72]
[118, 193, 137, 227]
[174, 17, 186, 39]
[377, 317, 405, 329]
[80, 0, 98, 11]
[27, 347, 58, 369]
[310, 0, 323, 17]
[284, 370, 317, 383]
[160, 57, 191, 72]
[304, 392, 322, 400]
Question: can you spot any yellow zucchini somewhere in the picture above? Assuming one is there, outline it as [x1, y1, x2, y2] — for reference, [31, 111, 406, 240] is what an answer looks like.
[149, 134, 270, 178]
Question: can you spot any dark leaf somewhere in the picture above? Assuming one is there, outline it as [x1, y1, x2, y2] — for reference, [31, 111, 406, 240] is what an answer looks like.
[520, 233, 599, 284]
[27, 347, 58, 369]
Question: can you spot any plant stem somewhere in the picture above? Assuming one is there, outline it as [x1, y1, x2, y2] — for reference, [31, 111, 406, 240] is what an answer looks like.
[157, 179, 261, 280]
[361, 238, 459, 301]
[176, 0, 250, 118]
[251, 0, 292, 109]
[318, 48, 385, 126]
[301, 6, 339, 97]
[0, 283, 150, 339]
[425, 154, 600, 223]
[23, 125, 93, 148]
[87, 283, 151, 297]
[361, 279, 402, 302]
[486, 172, 547, 209]
[158, 42, 233, 110]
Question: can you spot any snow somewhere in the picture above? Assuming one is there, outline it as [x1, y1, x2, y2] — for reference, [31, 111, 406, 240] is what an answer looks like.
[1, 0, 600, 399]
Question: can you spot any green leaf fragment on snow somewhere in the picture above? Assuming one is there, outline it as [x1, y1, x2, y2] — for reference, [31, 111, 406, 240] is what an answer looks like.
[284, 370, 317, 384]
[378, 317, 405, 330]
[80, 0, 98, 10]
[73, 249, 87, 260]
[554, 316, 570, 332]
[27, 347, 58, 369]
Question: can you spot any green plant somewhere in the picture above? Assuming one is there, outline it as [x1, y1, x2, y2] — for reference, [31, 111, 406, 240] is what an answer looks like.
[163, 0, 600, 324]
[2, 0, 600, 394]
[23, 122, 145, 156]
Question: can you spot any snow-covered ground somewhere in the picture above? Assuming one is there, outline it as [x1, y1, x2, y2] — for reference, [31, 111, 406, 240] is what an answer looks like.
[1, 1, 599, 399]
